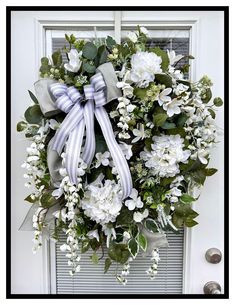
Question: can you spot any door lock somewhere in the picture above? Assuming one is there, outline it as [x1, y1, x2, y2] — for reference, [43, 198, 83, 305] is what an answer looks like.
[205, 248, 222, 264]
[203, 281, 221, 294]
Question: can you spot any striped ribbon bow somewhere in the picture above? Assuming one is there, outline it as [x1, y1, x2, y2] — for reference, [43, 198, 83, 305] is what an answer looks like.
[49, 72, 132, 199]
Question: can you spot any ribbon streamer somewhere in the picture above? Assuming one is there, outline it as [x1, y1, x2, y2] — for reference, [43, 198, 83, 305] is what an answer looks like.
[49, 64, 132, 199]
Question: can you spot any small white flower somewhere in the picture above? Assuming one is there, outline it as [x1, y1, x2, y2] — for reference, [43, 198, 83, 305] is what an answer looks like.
[162, 98, 182, 117]
[127, 31, 138, 43]
[87, 229, 100, 242]
[95, 151, 110, 168]
[167, 50, 184, 66]
[126, 104, 136, 112]
[158, 88, 172, 106]
[125, 188, 143, 210]
[119, 141, 133, 160]
[174, 83, 189, 96]
[133, 209, 149, 222]
[140, 26, 149, 36]
[132, 123, 145, 143]
[60, 244, 69, 252]
[64, 49, 82, 73]
[49, 119, 59, 130]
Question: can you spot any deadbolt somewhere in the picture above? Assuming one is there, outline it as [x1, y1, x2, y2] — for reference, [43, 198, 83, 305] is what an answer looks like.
[205, 248, 222, 264]
[204, 281, 221, 294]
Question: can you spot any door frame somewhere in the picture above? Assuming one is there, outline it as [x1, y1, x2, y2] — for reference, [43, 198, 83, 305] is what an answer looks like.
[35, 13, 199, 294]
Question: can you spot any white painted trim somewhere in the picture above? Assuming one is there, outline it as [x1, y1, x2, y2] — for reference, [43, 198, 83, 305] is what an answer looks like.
[114, 11, 122, 43]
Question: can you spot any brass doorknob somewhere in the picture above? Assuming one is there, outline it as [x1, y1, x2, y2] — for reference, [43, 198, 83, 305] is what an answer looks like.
[203, 281, 221, 294]
[205, 248, 222, 264]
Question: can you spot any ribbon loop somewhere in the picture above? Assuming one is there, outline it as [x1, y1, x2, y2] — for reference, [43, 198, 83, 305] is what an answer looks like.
[49, 64, 133, 198]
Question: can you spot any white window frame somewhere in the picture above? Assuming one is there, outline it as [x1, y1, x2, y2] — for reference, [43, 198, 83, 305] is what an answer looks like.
[34, 12, 199, 295]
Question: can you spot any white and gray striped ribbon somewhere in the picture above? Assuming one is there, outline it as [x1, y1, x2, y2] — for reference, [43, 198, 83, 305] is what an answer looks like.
[49, 73, 132, 199]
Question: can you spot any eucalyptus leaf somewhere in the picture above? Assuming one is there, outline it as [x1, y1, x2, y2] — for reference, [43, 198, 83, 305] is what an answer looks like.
[17, 121, 27, 132]
[52, 50, 62, 66]
[28, 90, 39, 104]
[213, 97, 223, 107]
[82, 42, 97, 60]
[106, 36, 116, 49]
[83, 62, 96, 74]
[24, 105, 43, 124]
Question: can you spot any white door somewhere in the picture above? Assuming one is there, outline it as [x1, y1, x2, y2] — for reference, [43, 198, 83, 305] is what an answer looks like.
[11, 10, 225, 295]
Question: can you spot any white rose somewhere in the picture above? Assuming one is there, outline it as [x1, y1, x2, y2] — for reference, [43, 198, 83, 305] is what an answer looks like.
[64, 49, 82, 73]
[130, 51, 162, 88]
[127, 31, 138, 43]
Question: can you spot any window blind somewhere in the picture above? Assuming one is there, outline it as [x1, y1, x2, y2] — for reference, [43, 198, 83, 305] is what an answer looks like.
[55, 230, 184, 295]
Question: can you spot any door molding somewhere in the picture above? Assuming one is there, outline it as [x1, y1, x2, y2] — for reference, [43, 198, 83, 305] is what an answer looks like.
[35, 14, 199, 294]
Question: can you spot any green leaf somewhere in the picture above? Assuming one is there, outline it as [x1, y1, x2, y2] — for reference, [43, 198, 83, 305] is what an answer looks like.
[134, 87, 148, 100]
[150, 47, 169, 71]
[28, 90, 39, 104]
[185, 218, 198, 227]
[82, 42, 97, 60]
[108, 243, 130, 264]
[172, 214, 184, 228]
[41, 57, 49, 66]
[24, 194, 37, 203]
[144, 218, 159, 233]
[208, 108, 216, 119]
[116, 207, 133, 226]
[153, 113, 168, 127]
[201, 88, 212, 103]
[52, 50, 62, 66]
[165, 127, 186, 137]
[82, 62, 96, 74]
[104, 258, 112, 274]
[24, 105, 43, 124]
[155, 73, 172, 88]
[161, 121, 176, 129]
[17, 121, 27, 132]
[91, 252, 99, 264]
[180, 193, 195, 204]
[128, 238, 139, 258]
[131, 224, 139, 238]
[106, 36, 116, 49]
[95, 133, 108, 153]
[176, 113, 188, 127]
[137, 233, 147, 251]
[40, 191, 58, 208]
[213, 97, 223, 107]
[98, 45, 108, 65]
[203, 168, 218, 176]
[81, 240, 90, 253]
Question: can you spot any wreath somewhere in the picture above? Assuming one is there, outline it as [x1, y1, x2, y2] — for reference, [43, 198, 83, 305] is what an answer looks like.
[17, 26, 223, 284]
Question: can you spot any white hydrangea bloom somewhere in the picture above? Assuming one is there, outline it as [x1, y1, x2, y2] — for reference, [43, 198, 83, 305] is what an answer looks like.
[130, 51, 162, 88]
[140, 134, 191, 178]
[81, 176, 122, 225]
